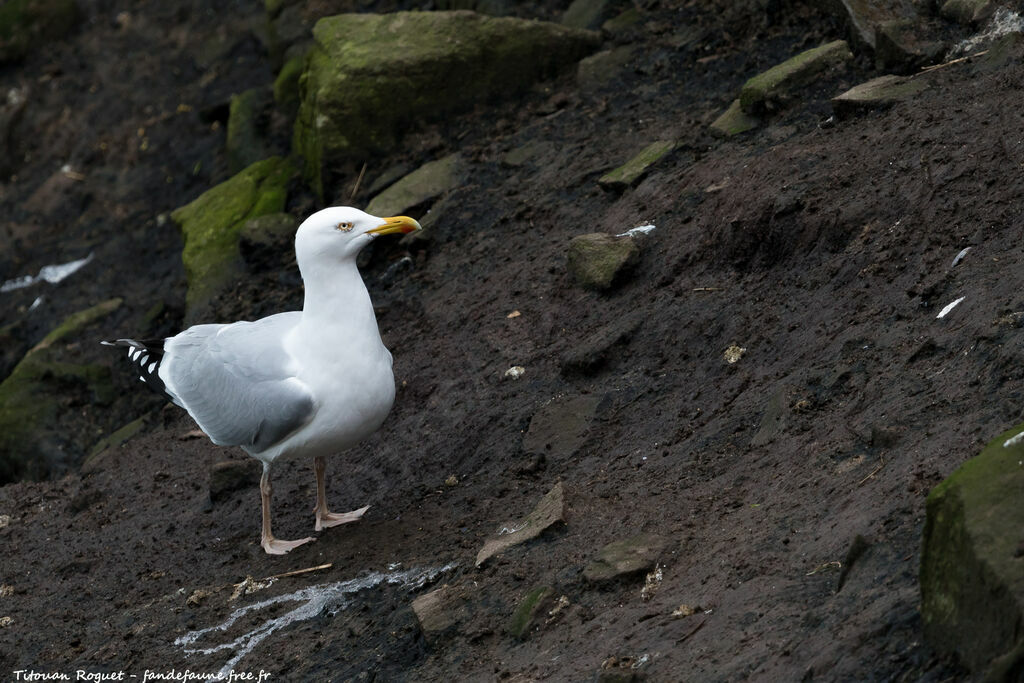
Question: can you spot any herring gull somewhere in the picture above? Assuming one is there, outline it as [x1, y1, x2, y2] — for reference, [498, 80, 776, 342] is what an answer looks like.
[104, 207, 421, 554]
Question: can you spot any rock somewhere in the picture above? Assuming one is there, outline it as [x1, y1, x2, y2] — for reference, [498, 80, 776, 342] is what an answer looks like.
[874, 19, 946, 72]
[602, 7, 643, 35]
[567, 233, 640, 290]
[561, 317, 642, 375]
[0, 299, 122, 484]
[827, 0, 919, 51]
[171, 157, 295, 322]
[507, 585, 554, 640]
[239, 212, 298, 251]
[0, 0, 80, 64]
[293, 11, 600, 198]
[365, 154, 464, 217]
[920, 424, 1024, 678]
[502, 140, 555, 168]
[523, 395, 602, 458]
[830, 74, 928, 118]
[437, 0, 511, 15]
[476, 481, 566, 566]
[973, 30, 1024, 72]
[209, 460, 259, 502]
[710, 99, 760, 138]
[940, 0, 995, 26]
[739, 40, 853, 115]
[577, 46, 635, 92]
[597, 141, 675, 192]
[273, 49, 308, 113]
[411, 584, 469, 642]
[227, 88, 272, 175]
[562, 0, 622, 30]
[584, 533, 667, 582]
[82, 416, 148, 473]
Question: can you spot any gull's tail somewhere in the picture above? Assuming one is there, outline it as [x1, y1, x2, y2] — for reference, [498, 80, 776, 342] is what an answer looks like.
[101, 338, 178, 405]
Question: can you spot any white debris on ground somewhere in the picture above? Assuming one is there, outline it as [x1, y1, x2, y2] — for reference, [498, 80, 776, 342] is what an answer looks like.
[1, 253, 94, 293]
[616, 224, 656, 238]
[504, 366, 525, 380]
[949, 8, 1024, 57]
[951, 247, 971, 268]
[176, 563, 456, 678]
[936, 296, 965, 319]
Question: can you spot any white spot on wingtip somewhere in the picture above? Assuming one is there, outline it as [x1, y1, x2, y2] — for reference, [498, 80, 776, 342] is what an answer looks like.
[139, 375, 146, 382]
[148, 361, 157, 374]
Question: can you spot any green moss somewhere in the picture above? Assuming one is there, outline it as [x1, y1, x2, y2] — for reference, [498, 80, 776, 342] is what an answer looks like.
[598, 140, 675, 191]
[921, 424, 1024, 674]
[227, 89, 270, 175]
[171, 157, 294, 318]
[710, 99, 760, 137]
[294, 11, 601, 199]
[507, 585, 553, 639]
[273, 53, 307, 112]
[85, 415, 148, 465]
[0, 0, 79, 63]
[0, 299, 121, 483]
[739, 40, 852, 114]
[567, 233, 640, 291]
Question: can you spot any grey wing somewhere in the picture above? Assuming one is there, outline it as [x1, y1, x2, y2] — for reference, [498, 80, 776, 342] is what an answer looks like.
[161, 313, 315, 453]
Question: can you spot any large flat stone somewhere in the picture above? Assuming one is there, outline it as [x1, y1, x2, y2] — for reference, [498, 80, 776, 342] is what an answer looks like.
[584, 533, 667, 582]
[830, 74, 928, 118]
[920, 424, 1024, 677]
[475, 482, 565, 566]
[598, 141, 675, 192]
[365, 153, 464, 217]
[294, 11, 600, 198]
[827, 0, 919, 50]
[739, 40, 853, 114]
[710, 99, 760, 138]
[523, 395, 602, 457]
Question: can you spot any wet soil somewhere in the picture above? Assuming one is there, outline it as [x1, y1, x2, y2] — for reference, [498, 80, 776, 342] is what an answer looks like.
[3, 0, 1022, 680]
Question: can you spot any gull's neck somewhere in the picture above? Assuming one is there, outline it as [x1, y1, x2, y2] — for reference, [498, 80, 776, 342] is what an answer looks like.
[297, 257, 381, 344]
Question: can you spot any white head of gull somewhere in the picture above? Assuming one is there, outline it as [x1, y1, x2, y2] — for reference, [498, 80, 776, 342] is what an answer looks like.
[104, 207, 421, 554]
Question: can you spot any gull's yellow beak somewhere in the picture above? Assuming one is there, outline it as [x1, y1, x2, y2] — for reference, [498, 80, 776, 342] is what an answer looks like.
[366, 215, 422, 236]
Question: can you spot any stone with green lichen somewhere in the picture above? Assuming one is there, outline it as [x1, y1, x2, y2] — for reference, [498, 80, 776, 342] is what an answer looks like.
[568, 233, 640, 291]
[602, 7, 642, 34]
[0, 0, 79, 64]
[830, 74, 928, 118]
[584, 533, 667, 582]
[920, 424, 1024, 678]
[171, 157, 295, 322]
[562, 0, 621, 30]
[0, 298, 122, 484]
[507, 585, 554, 639]
[293, 11, 600, 199]
[365, 153, 463, 217]
[83, 415, 148, 472]
[598, 141, 674, 192]
[739, 40, 853, 114]
[711, 99, 760, 137]
[577, 46, 635, 92]
[227, 88, 272, 175]
[273, 50, 308, 112]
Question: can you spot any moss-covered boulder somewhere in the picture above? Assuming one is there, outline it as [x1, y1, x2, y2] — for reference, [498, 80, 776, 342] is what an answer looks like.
[920, 425, 1024, 678]
[0, 0, 80, 64]
[171, 157, 295, 322]
[294, 11, 601, 198]
[226, 88, 272, 175]
[739, 40, 853, 114]
[0, 298, 121, 483]
[567, 233, 640, 290]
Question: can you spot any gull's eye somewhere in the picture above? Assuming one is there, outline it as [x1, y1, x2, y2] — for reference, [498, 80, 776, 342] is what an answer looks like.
[336, 221, 354, 232]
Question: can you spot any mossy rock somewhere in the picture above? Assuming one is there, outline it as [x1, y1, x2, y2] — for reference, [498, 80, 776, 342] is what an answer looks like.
[227, 88, 272, 175]
[0, 0, 80, 64]
[597, 140, 675, 192]
[739, 40, 853, 114]
[920, 424, 1024, 677]
[710, 99, 760, 137]
[567, 233, 640, 291]
[507, 585, 554, 640]
[273, 51, 308, 113]
[831, 74, 928, 118]
[0, 298, 122, 483]
[293, 11, 600, 199]
[170, 157, 295, 321]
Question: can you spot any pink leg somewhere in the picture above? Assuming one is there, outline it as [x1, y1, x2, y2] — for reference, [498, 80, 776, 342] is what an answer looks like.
[260, 464, 314, 555]
[313, 455, 370, 532]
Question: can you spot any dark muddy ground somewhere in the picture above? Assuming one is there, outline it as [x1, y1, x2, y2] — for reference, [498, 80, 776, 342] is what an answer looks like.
[3, 0, 1022, 680]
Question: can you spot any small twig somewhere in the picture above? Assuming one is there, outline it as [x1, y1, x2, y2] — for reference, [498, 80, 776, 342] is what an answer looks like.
[349, 163, 367, 201]
[263, 563, 333, 581]
[675, 617, 706, 644]
[806, 561, 842, 576]
[692, 287, 723, 292]
[917, 50, 988, 74]
[857, 458, 885, 486]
